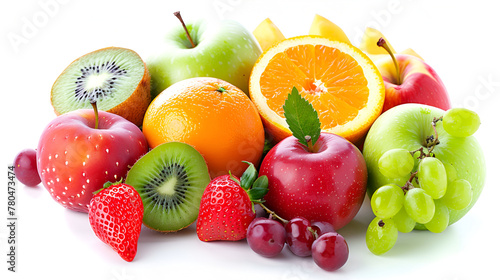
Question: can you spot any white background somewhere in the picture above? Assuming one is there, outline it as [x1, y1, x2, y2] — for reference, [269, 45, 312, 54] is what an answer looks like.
[1, 0, 500, 279]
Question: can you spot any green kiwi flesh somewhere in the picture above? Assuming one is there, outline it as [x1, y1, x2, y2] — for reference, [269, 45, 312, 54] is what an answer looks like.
[51, 47, 150, 125]
[125, 142, 211, 232]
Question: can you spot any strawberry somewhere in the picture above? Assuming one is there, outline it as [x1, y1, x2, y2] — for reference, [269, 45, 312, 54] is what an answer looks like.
[197, 162, 268, 242]
[89, 182, 143, 262]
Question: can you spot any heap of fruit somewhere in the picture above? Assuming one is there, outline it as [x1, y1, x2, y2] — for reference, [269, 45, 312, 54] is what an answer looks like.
[12, 11, 485, 271]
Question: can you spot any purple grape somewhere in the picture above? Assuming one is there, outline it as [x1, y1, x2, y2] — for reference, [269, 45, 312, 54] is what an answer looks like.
[13, 149, 40, 187]
[311, 221, 336, 236]
[246, 217, 286, 257]
[312, 232, 349, 271]
[285, 216, 315, 257]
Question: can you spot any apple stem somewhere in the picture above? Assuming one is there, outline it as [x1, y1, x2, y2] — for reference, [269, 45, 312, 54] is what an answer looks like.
[174, 11, 196, 48]
[377, 37, 401, 85]
[305, 135, 315, 153]
[90, 101, 99, 129]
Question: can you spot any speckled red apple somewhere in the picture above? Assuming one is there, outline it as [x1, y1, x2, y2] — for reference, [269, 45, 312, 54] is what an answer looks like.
[37, 109, 148, 212]
[376, 53, 451, 112]
[259, 132, 367, 230]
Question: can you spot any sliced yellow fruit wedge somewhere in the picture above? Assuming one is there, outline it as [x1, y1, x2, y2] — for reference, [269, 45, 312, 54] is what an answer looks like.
[309, 14, 351, 45]
[253, 18, 286, 52]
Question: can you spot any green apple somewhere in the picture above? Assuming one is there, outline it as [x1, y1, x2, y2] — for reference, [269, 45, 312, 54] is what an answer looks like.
[147, 17, 262, 98]
[363, 104, 485, 229]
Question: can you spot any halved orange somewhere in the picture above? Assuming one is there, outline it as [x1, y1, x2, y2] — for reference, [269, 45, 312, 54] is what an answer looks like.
[249, 35, 385, 144]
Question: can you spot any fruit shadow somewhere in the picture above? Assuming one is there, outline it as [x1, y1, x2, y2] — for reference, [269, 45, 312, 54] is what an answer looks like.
[387, 225, 463, 258]
[23, 183, 45, 199]
[138, 221, 198, 242]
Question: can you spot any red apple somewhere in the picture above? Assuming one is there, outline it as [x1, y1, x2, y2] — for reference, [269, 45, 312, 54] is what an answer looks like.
[259, 132, 367, 230]
[37, 109, 148, 212]
[376, 39, 451, 112]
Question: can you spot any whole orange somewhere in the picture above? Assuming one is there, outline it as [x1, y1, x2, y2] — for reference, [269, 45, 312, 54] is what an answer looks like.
[142, 77, 265, 178]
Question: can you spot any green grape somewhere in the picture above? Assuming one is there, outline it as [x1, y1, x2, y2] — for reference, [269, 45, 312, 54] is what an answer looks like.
[441, 179, 473, 210]
[424, 200, 450, 233]
[418, 157, 447, 199]
[442, 161, 457, 184]
[378, 149, 414, 179]
[371, 184, 404, 219]
[392, 207, 416, 233]
[404, 188, 435, 224]
[443, 108, 481, 137]
[366, 217, 398, 255]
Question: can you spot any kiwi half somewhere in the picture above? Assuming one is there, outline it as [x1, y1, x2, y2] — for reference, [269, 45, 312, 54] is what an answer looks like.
[51, 47, 150, 126]
[125, 142, 211, 232]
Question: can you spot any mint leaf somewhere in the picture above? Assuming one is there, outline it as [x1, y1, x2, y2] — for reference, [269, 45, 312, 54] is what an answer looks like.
[283, 86, 321, 147]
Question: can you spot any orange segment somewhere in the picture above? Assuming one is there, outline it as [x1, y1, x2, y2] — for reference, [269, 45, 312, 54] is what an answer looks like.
[249, 36, 385, 144]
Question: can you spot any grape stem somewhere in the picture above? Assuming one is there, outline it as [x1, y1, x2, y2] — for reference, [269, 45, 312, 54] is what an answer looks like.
[257, 202, 289, 224]
[401, 171, 418, 194]
[403, 116, 443, 193]
[426, 117, 443, 154]
[258, 202, 321, 239]
[409, 116, 443, 158]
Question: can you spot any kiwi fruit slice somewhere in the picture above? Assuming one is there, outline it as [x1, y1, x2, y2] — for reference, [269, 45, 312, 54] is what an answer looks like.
[51, 47, 151, 126]
[125, 142, 211, 232]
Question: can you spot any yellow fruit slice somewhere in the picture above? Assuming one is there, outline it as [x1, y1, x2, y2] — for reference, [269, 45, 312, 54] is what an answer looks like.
[359, 27, 396, 55]
[309, 14, 351, 45]
[253, 18, 286, 52]
[249, 36, 385, 144]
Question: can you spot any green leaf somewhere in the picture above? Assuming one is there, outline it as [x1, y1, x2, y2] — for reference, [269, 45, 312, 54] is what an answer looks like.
[228, 170, 240, 184]
[283, 87, 321, 147]
[240, 161, 257, 190]
[93, 179, 123, 195]
[248, 175, 269, 202]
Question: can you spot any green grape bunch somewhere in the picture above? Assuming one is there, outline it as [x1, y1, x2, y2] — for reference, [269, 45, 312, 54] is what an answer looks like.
[365, 107, 480, 255]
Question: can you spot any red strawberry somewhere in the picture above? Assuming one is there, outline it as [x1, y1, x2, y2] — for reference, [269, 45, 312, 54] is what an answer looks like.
[197, 163, 268, 242]
[89, 182, 143, 262]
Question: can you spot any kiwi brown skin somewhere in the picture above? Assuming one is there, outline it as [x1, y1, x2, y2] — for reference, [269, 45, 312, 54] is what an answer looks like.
[106, 61, 150, 127]
[50, 47, 151, 127]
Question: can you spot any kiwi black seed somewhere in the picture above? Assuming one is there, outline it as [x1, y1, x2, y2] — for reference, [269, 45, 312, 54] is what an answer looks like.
[51, 47, 151, 126]
[125, 142, 211, 232]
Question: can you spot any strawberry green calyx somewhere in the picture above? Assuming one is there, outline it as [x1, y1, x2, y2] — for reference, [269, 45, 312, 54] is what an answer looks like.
[240, 161, 258, 189]
[238, 161, 269, 208]
[93, 179, 124, 195]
